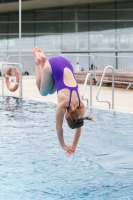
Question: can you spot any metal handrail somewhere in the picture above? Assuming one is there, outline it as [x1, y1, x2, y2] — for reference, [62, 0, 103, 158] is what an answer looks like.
[7, 53, 53, 61]
[94, 55, 133, 90]
[59, 54, 95, 73]
[82, 73, 92, 106]
[96, 66, 114, 109]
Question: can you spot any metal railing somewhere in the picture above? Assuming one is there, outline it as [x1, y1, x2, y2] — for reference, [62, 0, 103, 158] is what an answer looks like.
[81, 73, 92, 106]
[96, 66, 114, 109]
[0, 53, 133, 111]
[7, 54, 53, 79]
[94, 55, 133, 90]
[59, 54, 95, 72]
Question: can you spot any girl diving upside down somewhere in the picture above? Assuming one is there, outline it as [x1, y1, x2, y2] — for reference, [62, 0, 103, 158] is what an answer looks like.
[33, 47, 93, 156]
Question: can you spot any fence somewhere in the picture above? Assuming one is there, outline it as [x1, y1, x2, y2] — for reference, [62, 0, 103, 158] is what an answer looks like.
[5, 53, 53, 79]
[4, 53, 133, 86]
[60, 53, 95, 72]
[0, 53, 133, 108]
[94, 55, 133, 90]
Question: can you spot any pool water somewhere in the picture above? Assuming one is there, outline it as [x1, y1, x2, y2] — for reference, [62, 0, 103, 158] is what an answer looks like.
[0, 96, 133, 200]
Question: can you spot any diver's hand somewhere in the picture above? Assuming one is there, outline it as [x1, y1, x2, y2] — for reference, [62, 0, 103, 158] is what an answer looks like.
[63, 144, 76, 157]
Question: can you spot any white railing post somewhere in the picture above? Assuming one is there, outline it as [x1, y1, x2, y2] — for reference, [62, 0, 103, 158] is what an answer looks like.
[82, 73, 92, 106]
[96, 66, 114, 109]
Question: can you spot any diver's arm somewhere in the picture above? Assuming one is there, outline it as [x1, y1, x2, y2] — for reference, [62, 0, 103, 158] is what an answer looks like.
[64, 127, 82, 156]
[71, 101, 84, 148]
[65, 102, 84, 156]
[56, 104, 75, 153]
[72, 127, 82, 148]
[71, 100, 84, 148]
[56, 104, 65, 148]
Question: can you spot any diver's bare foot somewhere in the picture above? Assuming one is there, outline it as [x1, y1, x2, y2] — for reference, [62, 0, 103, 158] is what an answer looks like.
[33, 47, 46, 67]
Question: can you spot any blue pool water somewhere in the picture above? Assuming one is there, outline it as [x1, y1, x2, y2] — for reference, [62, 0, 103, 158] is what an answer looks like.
[0, 96, 133, 200]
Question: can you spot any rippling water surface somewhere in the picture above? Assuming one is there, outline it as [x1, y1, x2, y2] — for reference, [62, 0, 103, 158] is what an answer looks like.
[0, 96, 133, 200]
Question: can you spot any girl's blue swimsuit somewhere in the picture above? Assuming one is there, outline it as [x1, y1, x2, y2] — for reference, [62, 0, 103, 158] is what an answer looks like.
[48, 56, 80, 108]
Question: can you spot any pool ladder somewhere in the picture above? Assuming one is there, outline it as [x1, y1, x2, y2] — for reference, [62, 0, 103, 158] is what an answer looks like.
[82, 66, 114, 109]
[82, 73, 92, 106]
[96, 66, 114, 109]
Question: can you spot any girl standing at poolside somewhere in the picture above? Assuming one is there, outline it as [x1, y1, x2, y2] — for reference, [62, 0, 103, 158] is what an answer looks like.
[33, 48, 92, 156]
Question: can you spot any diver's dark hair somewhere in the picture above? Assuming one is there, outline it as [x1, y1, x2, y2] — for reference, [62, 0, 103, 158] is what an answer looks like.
[66, 109, 94, 129]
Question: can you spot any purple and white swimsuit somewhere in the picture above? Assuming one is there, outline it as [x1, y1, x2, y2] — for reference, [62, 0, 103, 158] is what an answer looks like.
[48, 56, 80, 108]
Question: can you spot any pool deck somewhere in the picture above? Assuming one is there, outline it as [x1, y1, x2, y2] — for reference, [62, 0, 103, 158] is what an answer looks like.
[0, 77, 133, 113]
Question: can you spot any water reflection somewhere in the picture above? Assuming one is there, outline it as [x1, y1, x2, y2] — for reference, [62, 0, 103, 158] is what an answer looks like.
[4, 96, 22, 111]
[0, 96, 22, 121]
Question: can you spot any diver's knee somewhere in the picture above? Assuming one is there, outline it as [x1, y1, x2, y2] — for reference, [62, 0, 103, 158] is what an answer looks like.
[40, 89, 49, 96]
[49, 90, 56, 95]
[40, 91, 48, 96]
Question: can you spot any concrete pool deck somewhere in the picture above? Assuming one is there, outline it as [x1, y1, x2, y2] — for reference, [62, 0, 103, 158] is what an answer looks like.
[0, 77, 133, 113]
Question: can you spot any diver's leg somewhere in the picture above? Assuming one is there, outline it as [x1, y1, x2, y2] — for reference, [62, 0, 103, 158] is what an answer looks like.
[35, 62, 43, 91]
[49, 81, 56, 94]
[39, 62, 55, 96]
[33, 47, 56, 96]
[34, 47, 46, 91]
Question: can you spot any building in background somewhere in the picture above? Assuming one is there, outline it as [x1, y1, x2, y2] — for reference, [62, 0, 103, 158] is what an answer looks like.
[0, 0, 133, 73]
